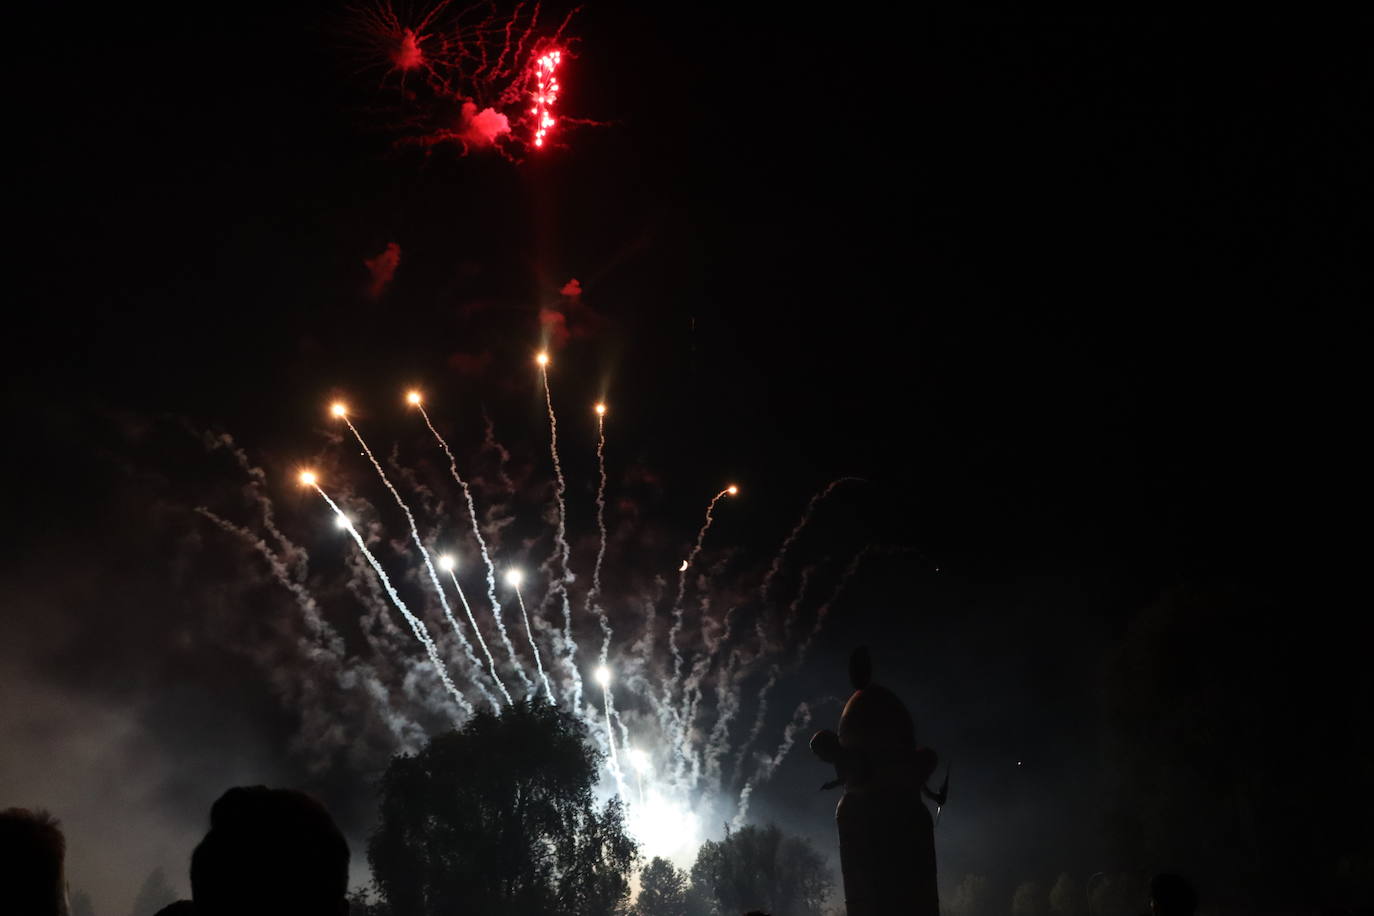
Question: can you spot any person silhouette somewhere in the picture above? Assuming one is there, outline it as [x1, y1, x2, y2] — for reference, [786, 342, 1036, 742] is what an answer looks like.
[1148, 874, 1197, 916]
[0, 807, 70, 916]
[189, 786, 349, 916]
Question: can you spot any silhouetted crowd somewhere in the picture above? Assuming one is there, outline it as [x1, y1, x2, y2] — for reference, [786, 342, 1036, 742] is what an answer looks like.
[1, 792, 1201, 916]
[2, 789, 347, 916]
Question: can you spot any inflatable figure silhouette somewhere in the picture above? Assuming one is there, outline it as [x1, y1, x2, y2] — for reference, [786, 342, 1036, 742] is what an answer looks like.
[811, 647, 942, 915]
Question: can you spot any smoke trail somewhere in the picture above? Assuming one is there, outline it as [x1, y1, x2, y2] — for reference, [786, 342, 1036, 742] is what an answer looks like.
[202, 431, 308, 582]
[702, 644, 751, 790]
[589, 409, 614, 665]
[308, 483, 473, 715]
[416, 403, 534, 694]
[731, 566, 817, 786]
[758, 477, 865, 603]
[445, 567, 513, 704]
[195, 508, 425, 748]
[341, 415, 500, 711]
[539, 362, 583, 712]
[732, 701, 812, 829]
[512, 582, 556, 704]
[666, 487, 734, 710]
[792, 546, 910, 667]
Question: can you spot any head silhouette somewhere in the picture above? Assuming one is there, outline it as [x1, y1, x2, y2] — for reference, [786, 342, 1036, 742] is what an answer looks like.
[0, 807, 69, 916]
[1149, 874, 1197, 916]
[190, 787, 348, 916]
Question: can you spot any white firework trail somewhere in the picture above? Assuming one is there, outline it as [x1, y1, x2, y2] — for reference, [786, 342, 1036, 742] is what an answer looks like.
[597, 675, 626, 795]
[415, 401, 534, 695]
[589, 407, 613, 665]
[307, 481, 473, 716]
[732, 701, 812, 829]
[666, 486, 735, 711]
[444, 565, 513, 705]
[538, 360, 583, 712]
[511, 578, 556, 704]
[340, 414, 500, 711]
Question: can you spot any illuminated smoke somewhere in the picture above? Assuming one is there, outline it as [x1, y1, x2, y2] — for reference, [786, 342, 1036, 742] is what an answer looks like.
[732, 701, 812, 829]
[364, 242, 401, 299]
[195, 508, 423, 755]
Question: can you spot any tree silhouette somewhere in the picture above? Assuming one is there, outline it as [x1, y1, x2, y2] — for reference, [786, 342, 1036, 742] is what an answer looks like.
[634, 856, 704, 916]
[367, 700, 638, 916]
[1101, 584, 1374, 906]
[689, 824, 830, 916]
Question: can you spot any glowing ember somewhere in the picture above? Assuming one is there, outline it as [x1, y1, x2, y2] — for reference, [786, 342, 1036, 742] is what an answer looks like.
[530, 50, 562, 148]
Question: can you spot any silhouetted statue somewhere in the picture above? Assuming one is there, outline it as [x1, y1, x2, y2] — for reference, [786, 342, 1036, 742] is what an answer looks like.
[810, 647, 940, 916]
[1148, 874, 1197, 916]
[0, 807, 70, 916]
[189, 786, 349, 916]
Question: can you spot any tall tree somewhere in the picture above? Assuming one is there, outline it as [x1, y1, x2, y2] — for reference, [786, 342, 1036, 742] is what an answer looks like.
[634, 856, 703, 916]
[689, 824, 830, 916]
[367, 700, 638, 916]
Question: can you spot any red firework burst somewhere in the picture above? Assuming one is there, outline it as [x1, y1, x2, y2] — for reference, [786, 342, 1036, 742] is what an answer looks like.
[342, 1, 586, 158]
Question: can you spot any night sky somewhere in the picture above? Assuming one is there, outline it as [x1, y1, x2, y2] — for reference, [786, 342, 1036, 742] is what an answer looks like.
[5, 7, 1367, 913]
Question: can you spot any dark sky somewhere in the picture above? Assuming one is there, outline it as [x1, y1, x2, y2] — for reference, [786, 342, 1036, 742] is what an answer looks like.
[5, 6, 1366, 913]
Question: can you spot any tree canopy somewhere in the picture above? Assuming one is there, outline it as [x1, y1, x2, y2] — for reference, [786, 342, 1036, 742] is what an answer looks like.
[688, 824, 830, 916]
[366, 699, 638, 916]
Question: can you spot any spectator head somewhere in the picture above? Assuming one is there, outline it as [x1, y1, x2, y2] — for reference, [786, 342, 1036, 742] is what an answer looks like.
[1149, 874, 1197, 916]
[0, 807, 69, 916]
[190, 787, 348, 916]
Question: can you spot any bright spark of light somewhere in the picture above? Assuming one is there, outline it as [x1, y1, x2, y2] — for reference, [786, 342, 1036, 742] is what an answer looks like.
[505, 568, 524, 587]
[530, 50, 562, 148]
[330, 402, 348, 418]
[727, 485, 739, 495]
[299, 471, 317, 486]
[406, 390, 422, 405]
[335, 514, 353, 530]
[595, 402, 606, 416]
[438, 554, 456, 572]
[594, 665, 611, 688]
[536, 351, 550, 367]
